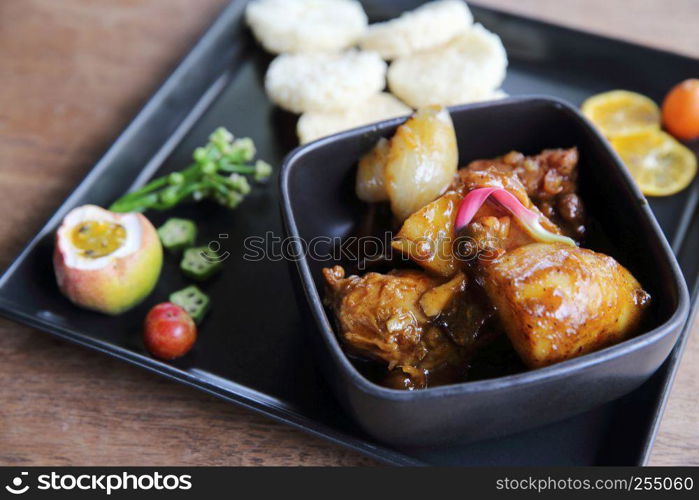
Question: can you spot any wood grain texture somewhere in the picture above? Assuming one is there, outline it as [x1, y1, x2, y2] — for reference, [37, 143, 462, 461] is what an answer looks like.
[0, 0, 696, 466]
[477, 0, 699, 59]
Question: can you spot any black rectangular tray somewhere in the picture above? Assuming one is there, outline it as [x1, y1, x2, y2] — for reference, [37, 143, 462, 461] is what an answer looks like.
[1, 0, 697, 465]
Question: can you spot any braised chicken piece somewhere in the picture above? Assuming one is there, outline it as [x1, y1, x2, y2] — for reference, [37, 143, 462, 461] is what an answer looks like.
[481, 243, 650, 368]
[464, 148, 586, 240]
[466, 148, 578, 199]
[454, 166, 566, 256]
[455, 161, 533, 206]
[323, 265, 470, 389]
[323, 265, 436, 369]
[393, 166, 565, 276]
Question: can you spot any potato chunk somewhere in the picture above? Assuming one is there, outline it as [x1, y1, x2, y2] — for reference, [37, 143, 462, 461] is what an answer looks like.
[391, 191, 462, 277]
[481, 243, 650, 368]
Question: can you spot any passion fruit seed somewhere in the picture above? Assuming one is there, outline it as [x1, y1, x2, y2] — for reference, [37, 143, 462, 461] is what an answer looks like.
[71, 220, 126, 258]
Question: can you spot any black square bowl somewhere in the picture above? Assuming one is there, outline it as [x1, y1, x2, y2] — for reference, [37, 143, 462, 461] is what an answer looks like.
[279, 97, 690, 447]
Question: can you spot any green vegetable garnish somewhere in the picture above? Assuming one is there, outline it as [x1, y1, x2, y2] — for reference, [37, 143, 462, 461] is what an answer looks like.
[169, 285, 210, 324]
[180, 246, 223, 281]
[157, 218, 197, 252]
[109, 127, 272, 213]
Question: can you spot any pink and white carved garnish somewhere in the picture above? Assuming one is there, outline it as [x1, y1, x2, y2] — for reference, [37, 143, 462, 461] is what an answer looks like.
[454, 187, 576, 246]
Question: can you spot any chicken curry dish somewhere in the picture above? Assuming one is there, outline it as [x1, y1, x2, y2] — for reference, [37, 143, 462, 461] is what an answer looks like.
[323, 106, 651, 390]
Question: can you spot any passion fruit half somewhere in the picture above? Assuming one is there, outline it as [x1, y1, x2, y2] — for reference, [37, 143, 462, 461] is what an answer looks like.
[53, 204, 163, 314]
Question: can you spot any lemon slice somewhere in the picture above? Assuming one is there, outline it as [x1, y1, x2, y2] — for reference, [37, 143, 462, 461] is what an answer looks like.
[582, 90, 661, 137]
[610, 129, 697, 196]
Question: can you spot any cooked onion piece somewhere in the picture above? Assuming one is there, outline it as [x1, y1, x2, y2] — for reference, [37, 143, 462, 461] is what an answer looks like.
[356, 137, 391, 203]
[384, 106, 458, 221]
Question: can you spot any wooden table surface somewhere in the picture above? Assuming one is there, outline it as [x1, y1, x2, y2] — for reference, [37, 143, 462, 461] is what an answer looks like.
[0, 0, 697, 466]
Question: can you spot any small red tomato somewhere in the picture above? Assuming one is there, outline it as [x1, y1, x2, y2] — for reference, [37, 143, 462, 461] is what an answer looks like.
[144, 302, 197, 360]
